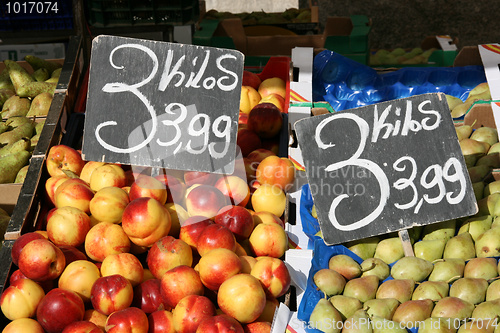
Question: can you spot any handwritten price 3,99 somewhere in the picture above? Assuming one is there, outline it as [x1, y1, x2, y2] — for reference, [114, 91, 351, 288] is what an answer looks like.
[316, 112, 467, 232]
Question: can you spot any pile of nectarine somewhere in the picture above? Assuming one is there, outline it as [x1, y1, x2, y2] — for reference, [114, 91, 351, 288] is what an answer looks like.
[0, 142, 295, 333]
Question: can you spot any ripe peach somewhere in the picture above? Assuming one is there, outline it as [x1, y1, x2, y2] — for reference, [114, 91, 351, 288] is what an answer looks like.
[84, 222, 131, 262]
[258, 77, 286, 99]
[185, 185, 228, 220]
[46, 145, 85, 178]
[247, 103, 283, 139]
[147, 236, 193, 279]
[258, 93, 285, 112]
[129, 175, 168, 205]
[89, 186, 130, 224]
[121, 197, 172, 247]
[101, 253, 144, 287]
[249, 223, 288, 258]
[196, 224, 237, 256]
[46, 206, 91, 247]
[89, 164, 127, 192]
[80, 161, 107, 184]
[256, 156, 295, 192]
[240, 85, 262, 114]
[198, 248, 242, 291]
[250, 184, 286, 217]
[160, 265, 205, 310]
[242, 70, 262, 90]
[252, 211, 285, 228]
[250, 256, 291, 298]
[58, 260, 101, 303]
[54, 178, 95, 214]
[214, 175, 251, 207]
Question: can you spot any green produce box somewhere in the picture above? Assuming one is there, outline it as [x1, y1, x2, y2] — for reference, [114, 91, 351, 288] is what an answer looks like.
[193, 15, 371, 65]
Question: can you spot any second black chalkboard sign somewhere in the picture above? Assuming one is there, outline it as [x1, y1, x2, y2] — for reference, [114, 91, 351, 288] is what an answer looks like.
[82, 35, 244, 174]
[295, 93, 478, 246]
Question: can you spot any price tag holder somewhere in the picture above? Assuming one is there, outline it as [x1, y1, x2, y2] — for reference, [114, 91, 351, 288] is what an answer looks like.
[82, 35, 244, 174]
[294, 93, 478, 246]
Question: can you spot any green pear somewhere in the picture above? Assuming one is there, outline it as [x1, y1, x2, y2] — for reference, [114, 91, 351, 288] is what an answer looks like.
[428, 258, 465, 282]
[34, 119, 45, 135]
[342, 309, 373, 333]
[472, 182, 485, 201]
[489, 142, 500, 154]
[6, 115, 32, 128]
[466, 82, 491, 103]
[1, 95, 31, 118]
[463, 257, 498, 280]
[313, 268, 346, 297]
[345, 236, 380, 260]
[376, 279, 415, 303]
[458, 215, 493, 241]
[4, 59, 35, 93]
[16, 81, 56, 98]
[475, 227, 500, 258]
[329, 254, 362, 280]
[26, 92, 53, 117]
[24, 55, 62, 76]
[478, 193, 500, 216]
[456, 124, 473, 141]
[390, 256, 434, 282]
[342, 275, 380, 303]
[411, 280, 449, 301]
[470, 127, 499, 147]
[32, 67, 49, 82]
[431, 296, 475, 320]
[0, 121, 35, 146]
[14, 164, 29, 183]
[370, 316, 408, 333]
[392, 299, 434, 329]
[309, 298, 343, 333]
[443, 232, 476, 260]
[308, 298, 342, 333]
[30, 133, 40, 149]
[449, 277, 488, 304]
[492, 216, 500, 228]
[468, 165, 491, 183]
[0, 122, 8, 135]
[486, 279, 500, 301]
[414, 239, 446, 262]
[363, 298, 400, 320]
[452, 100, 474, 119]
[460, 138, 489, 167]
[329, 295, 362, 321]
[446, 95, 464, 112]
[360, 258, 390, 280]
[457, 320, 496, 332]
[471, 300, 500, 324]
[476, 153, 500, 169]
[418, 317, 458, 333]
[390, 48, 406, 57]
[0, 137, 30, 158]
[468, 82, 490, 97]
[0, 150, 31, 183]
[422, 219, 457, 241]
[374, 237, 404, 264]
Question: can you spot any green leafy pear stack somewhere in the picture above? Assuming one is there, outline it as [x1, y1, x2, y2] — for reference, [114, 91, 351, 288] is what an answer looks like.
[305, 82, 500, 333]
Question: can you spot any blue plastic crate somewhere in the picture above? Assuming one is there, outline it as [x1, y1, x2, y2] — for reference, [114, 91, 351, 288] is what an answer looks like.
[0, 0, 73, 31]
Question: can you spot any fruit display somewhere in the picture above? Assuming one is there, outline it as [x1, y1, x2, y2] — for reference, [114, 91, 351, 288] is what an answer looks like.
[369, 47, 438, 66]
[0, 142, 295, 331]
[1, 55, 61, 114]
[0, 57, 296, 330]
[0, 55, 62, 185]
[0, 116, 45, 184]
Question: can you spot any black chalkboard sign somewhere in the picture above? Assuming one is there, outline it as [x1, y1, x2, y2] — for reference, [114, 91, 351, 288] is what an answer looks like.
[82, 35, 244, 174]
[295, 93, 478, 245]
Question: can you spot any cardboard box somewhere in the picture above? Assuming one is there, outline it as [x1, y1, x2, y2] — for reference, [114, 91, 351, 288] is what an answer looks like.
[0, 43, 66, 62]
[193, 15, 371, 64]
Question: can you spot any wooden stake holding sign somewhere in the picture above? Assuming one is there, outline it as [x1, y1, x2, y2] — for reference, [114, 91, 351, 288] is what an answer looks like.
[294, 93, 478, 247]
[82, 35, 244, 174]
